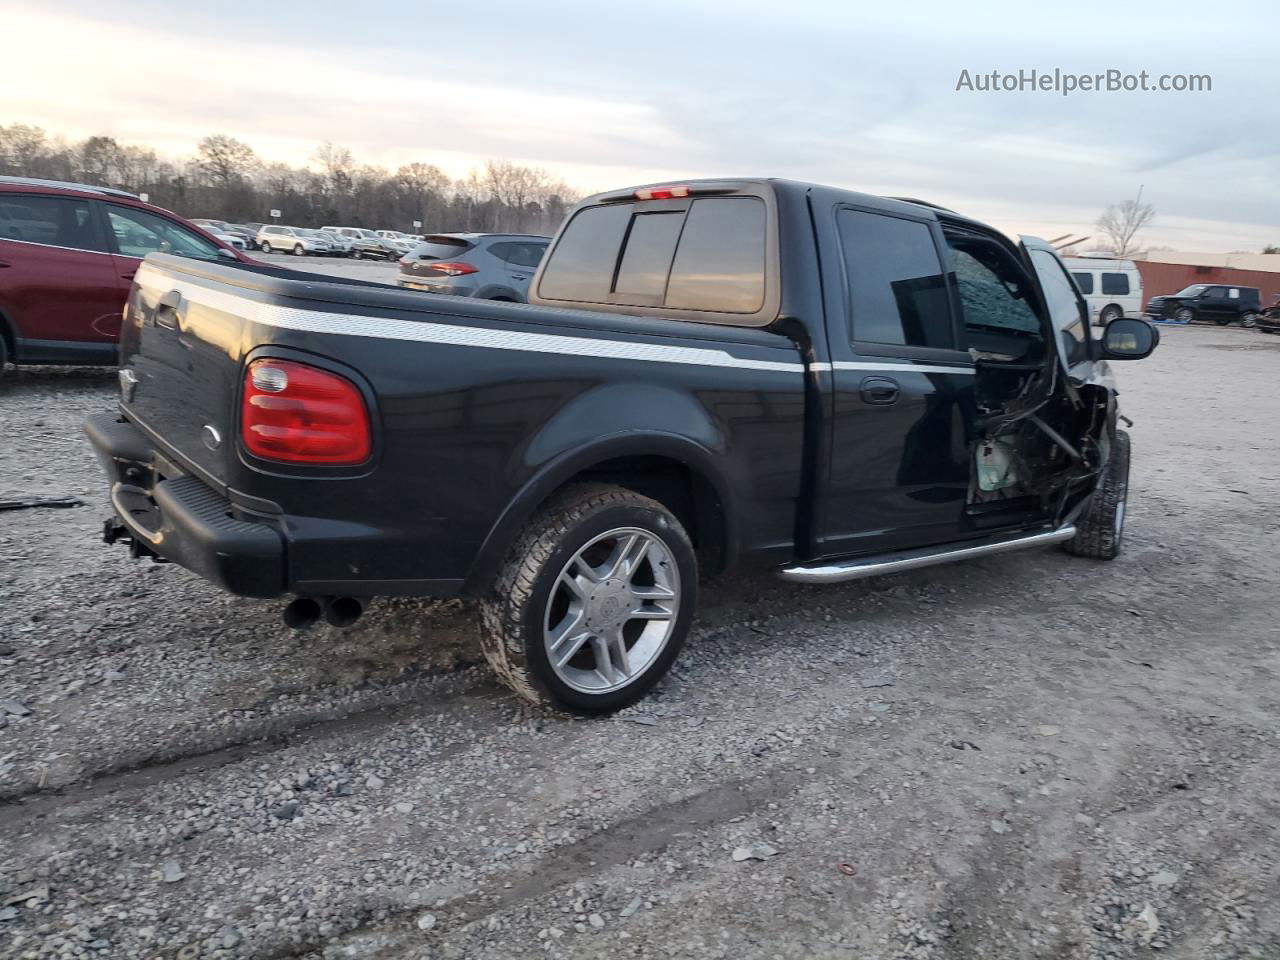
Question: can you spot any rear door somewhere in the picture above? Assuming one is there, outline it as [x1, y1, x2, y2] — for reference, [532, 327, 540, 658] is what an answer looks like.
[817, 203, 977, 557]
[489, 239, 549, 298]
[0, 192, 121, 352]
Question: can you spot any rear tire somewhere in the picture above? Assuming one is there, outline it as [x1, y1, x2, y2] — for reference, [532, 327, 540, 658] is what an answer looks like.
[479, 483, 696, 714]
[1064, 430, 1130, 561]
[1098, 305, 1122, 326]
[1242, 312, 1259, 328]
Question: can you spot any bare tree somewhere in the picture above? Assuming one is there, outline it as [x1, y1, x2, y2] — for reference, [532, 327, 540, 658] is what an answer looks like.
[196, 134, 257, 188]
[312, 141, 355, 196]
[397, 162, 450, 229]
[0, 126, 580, 234]
[1097, 192, 1155, 257]
[0, 124, 49, 175]
[79, 136, 124, 185]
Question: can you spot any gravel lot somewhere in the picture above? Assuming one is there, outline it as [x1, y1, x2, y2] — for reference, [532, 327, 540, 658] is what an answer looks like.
[251, 252, 401, 284]
[1, 324, 1278, 960]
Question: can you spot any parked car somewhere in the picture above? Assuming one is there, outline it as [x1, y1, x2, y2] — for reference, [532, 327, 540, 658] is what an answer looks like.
[191, 219, 256, 249]
[1144, 283, 1262, 325]
[256, 225, 333, 256]
[398, 233, 550, 301]
[316, 229, 354, 257]
[1255, 295, 1280, 334]
[374, 230, 416, 256]
[1063, 257, 1143, 326]
[0, 175, 250, 370]
[321, 226, 392, 260]
[87, 177, 1157, 714]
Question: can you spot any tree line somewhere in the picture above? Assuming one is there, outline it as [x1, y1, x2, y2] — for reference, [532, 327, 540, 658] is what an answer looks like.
[0, 125, 580, 236]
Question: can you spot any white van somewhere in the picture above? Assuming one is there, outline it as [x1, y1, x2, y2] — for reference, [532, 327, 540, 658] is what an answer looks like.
[1062, 257, 1144, 326]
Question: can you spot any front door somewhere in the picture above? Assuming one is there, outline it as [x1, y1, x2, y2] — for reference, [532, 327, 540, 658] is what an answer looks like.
[818, 203, 977, 558]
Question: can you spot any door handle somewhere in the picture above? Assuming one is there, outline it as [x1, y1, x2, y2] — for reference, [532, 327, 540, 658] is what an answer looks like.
[155, 289, 183, 329]
[860, 376, 900, 405]
[120, 269, 137, 281]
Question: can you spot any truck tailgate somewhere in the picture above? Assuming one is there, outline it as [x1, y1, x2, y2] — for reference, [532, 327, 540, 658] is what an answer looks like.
[119, 260, 250, 485]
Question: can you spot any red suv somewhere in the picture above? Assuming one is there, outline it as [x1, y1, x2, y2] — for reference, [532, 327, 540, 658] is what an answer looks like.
[0, 177, 252, 371]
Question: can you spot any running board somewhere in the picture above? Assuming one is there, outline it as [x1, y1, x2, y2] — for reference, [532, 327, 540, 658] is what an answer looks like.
[778, 525, 1077, 584]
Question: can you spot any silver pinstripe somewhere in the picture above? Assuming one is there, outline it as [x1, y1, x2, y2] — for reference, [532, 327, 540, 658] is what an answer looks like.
[134, 263, 976, 378]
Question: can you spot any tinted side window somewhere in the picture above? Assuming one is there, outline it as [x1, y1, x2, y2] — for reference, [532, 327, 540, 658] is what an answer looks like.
[537, 203, 631, 303]
[0, 195, 105, 252]
[1101, 272, 1129, 295]
[665, 198, 766, 313]
[107, 206, 223, 261]
[838, 209, 952, 349]
[489, 241, 547, 268]
[1071, 271, 1094, 295]
[615, 213, 683, 299]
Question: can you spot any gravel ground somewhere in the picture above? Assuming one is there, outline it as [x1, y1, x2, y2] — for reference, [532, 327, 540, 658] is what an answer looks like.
[1, 324, 1278, 960]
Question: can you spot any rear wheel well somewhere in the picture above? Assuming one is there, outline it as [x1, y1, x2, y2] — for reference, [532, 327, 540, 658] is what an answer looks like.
[555, 456, 728, 575]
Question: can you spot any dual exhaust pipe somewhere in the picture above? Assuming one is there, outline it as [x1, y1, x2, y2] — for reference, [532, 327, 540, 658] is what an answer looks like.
[282, 595, 364, 629]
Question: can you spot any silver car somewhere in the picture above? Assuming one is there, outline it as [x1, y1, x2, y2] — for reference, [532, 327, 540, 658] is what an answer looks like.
[316, 229, 355, 256]
[397, 233, 550, 302]
[256, 225, 333, 256]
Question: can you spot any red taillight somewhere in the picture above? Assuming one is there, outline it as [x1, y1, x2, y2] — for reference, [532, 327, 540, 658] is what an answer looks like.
[634, 184, 690, 201]
[428, 261, 478, 276]
[241, 359, 371, 465]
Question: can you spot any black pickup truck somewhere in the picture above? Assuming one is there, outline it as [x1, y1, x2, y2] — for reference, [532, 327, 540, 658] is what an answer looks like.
[86, 179, 1157, 713]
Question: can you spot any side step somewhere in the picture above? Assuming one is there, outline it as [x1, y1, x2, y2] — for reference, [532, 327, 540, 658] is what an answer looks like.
[778, 524, 1077, 584]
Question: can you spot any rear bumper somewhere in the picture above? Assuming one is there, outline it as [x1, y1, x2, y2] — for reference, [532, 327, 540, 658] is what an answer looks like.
[85, 414, 285, 597]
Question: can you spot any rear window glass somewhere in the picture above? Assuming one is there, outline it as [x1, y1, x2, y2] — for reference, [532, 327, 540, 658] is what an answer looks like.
[538, 196, 767, 316]
[615, 213, 683, 298]
[537, 203, 631, 302]
[410, 237, 475, 261]
[1071, 271, 1094, 295]
[665, 198, 766, 313]
[1101, 272, 1129, 295]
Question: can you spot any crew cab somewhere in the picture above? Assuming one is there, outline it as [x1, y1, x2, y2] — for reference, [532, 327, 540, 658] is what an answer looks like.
[85, 179, 1157, 713]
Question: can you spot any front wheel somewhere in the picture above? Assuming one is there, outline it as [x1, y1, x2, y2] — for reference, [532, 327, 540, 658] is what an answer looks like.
[1063, 430, 1130, 561]
[1242, 312, 1259, 328]
[1174, 307, 1194, 324]
[259, 241, 272, 253]
[1098, 305, 1122, 326]
[479, 484, 696, 714]
[293, 244, 305, 256]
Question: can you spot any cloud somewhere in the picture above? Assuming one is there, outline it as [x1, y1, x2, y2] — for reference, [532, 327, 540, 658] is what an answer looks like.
[4, 0, 1277, 251]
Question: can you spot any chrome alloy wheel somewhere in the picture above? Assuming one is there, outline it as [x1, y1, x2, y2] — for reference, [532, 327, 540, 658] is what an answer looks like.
[543, 527, 680, 694]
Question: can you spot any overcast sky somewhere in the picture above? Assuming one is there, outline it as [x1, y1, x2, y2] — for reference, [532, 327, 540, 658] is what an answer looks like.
[3, 0, 1277, 252]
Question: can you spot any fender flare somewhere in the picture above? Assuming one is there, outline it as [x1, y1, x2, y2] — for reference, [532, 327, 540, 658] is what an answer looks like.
[462, 431, 739, 593]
